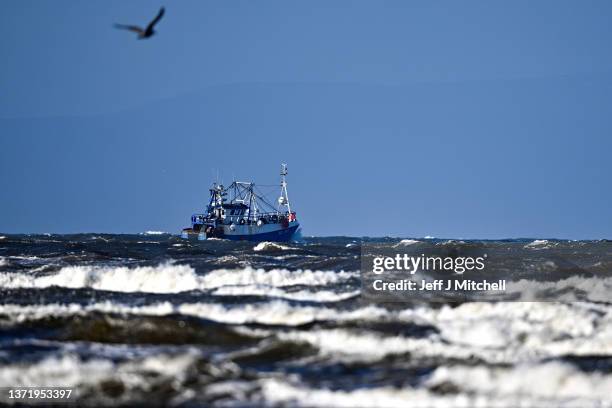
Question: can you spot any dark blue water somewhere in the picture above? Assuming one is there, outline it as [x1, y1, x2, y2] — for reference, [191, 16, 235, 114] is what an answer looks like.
[0, 234, 611, 407]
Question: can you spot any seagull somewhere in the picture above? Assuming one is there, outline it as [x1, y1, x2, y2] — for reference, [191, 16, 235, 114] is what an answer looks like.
[114, 7, 165, 39]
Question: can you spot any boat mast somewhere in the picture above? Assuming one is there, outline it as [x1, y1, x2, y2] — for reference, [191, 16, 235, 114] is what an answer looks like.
[279, 163, 291, 214]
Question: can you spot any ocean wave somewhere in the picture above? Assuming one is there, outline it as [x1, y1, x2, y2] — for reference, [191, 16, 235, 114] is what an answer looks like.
[434, 239, 467, 246]
[253, 241, 292, 251]
[8, 255, 41, 260]
[393, 239, 421, 247]
[275, 301, 612, 363]
[90, 235, 111, 242]
[211, 285, 360, 302]
[142, 231, 168, 235]
[0, 351, 202, 402]
[426, 362, 612, 401]
[0, 257, 7, 268]
[2, 299, 611, 356]
[401, 301, 612, 360]
[506, 276, 612, 302]
[1, 300, 611, 363]
[176, 301, 384, 326]
[276, 328, 494, 362]
[0, 300, 387, 327]
[259, 378, 442, 408]
[199, 267, 357, 289]
[0, 264, 357, 294]
[0, 263, 200, 294]
[524, 239, 556, 249]
[259, 362, 612, 407]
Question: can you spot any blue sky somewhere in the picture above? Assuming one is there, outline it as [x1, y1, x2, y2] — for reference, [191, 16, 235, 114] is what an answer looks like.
[1, 1, 611, 238]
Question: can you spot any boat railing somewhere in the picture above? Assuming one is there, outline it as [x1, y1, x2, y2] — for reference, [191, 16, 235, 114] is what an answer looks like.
[192, 211, 296, 225]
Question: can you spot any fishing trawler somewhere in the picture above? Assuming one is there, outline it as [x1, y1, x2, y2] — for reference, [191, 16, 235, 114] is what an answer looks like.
[181, 164, 300, 242]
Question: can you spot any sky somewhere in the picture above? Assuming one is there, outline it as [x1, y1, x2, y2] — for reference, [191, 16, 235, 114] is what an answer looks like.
[1, 0, 611, 238]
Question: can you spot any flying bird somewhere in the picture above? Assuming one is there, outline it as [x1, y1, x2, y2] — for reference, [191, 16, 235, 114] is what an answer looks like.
[114, 7, 165, 39]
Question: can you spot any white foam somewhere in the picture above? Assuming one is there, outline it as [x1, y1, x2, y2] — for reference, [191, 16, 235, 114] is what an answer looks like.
[253, 241, 292, 251]
[0, 236, 6, 240]
[272, 300, 612, 363]
[0, 354, 114, 388]
[211, 285, 360, 302]
[277, 329, 423, 361]
[0, 302, 175, 324]
[0, 264, 356, 294]
[525, 239, 552, 248]
[8, 255, 40, 261]
[274, 327, 515, 364]
[426, 362, 612, 400]
[259, 367, 612, 408]
[2, 299, 612, 363]
[200, 267, 357, 289]
[142, 230, 166, 235]
[177, 301, 385, 326]
[393, 239, 420, 247]
[0, 300, 387, 327]
[506, 276, 612, 303]
[439, 239, 466, 245]
[0, 351, 199, 390]
[259, 379, 443, 408]
[90, 235, 111, 242]
[0, 263, 199, 294]
[0, 257, 7, 268]
[401, 301, 612, 362]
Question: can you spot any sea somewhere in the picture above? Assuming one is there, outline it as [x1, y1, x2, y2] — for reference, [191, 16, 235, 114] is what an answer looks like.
[0, 233, 611, 407]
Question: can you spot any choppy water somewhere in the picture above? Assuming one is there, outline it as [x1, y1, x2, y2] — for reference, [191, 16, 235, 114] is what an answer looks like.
[0, 234, 611, 407]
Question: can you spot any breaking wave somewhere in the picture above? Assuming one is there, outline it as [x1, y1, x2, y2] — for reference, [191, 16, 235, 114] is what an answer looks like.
[259, 361, 612, 407]
[199, 267, 357, 289]
[210, 285, 360, 302]
[141, 231, 167, 235]
[0, 350, 213, 407]
[506, 276, 612, 302]
[1, 234, 610, 406]
[524, 239, 556, 249]
[0, 300, 388, 326]
[0, 263, 199, 294]
[253, 241, 292, 251]
[0, 264, 357, 294]
[393, 239, 421, 247]
[426, 362, 612, 401]
[0, 352, 199, 388]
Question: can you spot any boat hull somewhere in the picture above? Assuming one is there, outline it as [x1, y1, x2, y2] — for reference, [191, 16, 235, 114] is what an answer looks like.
[223, 224, 299, 242]
[183, 223, 299, 242]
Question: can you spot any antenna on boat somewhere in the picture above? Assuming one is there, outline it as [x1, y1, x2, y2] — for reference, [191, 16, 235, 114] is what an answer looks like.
[278, 163, 291, 214]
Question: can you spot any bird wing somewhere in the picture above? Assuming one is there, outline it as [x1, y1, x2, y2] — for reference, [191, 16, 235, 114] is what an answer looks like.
[146, 7, 165, 31]
[114, 24, 144, 34]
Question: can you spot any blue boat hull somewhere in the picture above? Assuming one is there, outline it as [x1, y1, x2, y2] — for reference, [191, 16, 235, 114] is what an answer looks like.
[222, 224, 299, 242]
